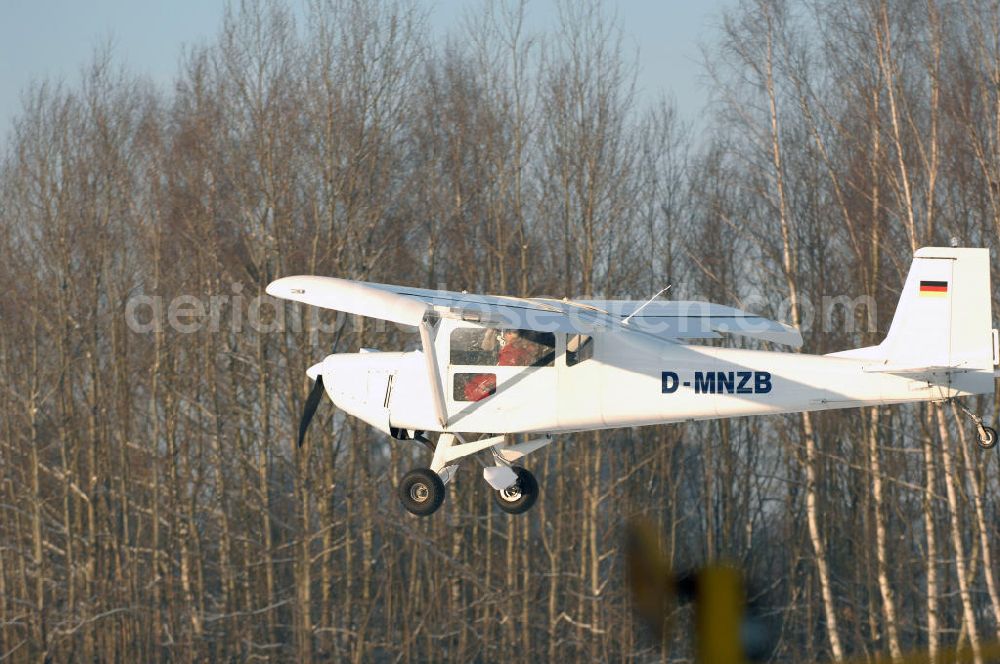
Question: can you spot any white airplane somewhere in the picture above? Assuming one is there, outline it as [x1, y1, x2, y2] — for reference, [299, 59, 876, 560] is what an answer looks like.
[267, 247, 999, 516]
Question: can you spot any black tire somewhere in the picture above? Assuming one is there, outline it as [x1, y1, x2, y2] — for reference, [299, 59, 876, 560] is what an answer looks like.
[979, 426, 998, 450]
[398, 468, 446, 516]
[493, 466, 538, 515]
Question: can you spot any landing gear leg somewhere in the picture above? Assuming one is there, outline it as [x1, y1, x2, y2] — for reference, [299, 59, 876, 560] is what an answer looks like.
[953, 399, 998, 450]
[395, 433, 554, 515]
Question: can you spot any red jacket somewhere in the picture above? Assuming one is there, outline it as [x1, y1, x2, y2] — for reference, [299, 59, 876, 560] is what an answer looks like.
[463, 342, 537, 401]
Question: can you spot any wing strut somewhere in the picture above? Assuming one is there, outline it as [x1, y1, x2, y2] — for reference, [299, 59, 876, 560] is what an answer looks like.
[419, 312, 449, 429]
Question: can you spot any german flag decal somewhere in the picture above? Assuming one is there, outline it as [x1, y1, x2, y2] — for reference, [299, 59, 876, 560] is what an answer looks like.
[920, 280, 949, 297]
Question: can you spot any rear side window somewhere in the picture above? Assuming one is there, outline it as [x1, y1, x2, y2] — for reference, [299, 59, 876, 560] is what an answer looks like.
[566, 334, 594, 366]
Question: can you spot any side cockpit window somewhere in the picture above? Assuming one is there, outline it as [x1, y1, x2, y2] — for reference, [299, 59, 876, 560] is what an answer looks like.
[450, 328, 497, 365]
[566, 334, 594, 366]
[512, 330, 556, 367]
[450, 328, 556, 367]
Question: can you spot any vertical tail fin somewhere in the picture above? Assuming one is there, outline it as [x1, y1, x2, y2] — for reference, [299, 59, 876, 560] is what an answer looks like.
[830, 248, 995, 392]
[884, 247, 992, 369]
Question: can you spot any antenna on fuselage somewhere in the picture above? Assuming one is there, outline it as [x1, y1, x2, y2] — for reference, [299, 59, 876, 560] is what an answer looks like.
[621, 285, 672, 326]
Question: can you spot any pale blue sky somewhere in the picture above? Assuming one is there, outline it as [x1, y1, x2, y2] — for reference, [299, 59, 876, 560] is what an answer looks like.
[0, 1, 731, 141]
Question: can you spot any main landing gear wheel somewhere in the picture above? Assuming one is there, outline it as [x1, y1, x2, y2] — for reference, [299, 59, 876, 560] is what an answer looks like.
[493, 466, 538, 515]
[398, 468, 446, 516]
[978, 426, 998, 450]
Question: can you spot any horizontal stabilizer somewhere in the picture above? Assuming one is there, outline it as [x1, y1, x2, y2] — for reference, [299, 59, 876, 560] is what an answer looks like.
[861, 364, 968, 376]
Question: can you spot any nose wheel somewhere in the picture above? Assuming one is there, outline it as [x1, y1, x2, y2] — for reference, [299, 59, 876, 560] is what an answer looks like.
[398, 468, 446, 516]
[493, 466, 538, 514]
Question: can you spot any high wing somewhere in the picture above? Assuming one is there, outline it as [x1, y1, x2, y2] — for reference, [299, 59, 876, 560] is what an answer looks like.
[266, 276, 802, 347]
[266, 275, 431, 326]
[266, 276, 602, 333]
[574, 300, 803, 347]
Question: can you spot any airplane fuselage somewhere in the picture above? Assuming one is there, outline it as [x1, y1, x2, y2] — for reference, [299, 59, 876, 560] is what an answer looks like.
[271, 247, 998, 517]
[317, 321, 995, 437]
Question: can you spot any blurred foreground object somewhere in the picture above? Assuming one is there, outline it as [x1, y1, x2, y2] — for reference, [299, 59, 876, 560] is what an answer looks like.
[626, 518, 769, 663]
[627, 518, 1000, 663]
[626, 519, 676, 643]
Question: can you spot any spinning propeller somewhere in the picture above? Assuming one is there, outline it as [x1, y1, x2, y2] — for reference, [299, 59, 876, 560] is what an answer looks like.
[297, 374, 325, 447]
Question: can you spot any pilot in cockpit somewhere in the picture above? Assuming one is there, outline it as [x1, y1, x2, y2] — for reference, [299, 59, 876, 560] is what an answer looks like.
[463, 329, 552, 401]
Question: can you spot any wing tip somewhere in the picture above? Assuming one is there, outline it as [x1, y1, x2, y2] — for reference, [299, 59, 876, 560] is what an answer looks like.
[266, 275, 315, 299]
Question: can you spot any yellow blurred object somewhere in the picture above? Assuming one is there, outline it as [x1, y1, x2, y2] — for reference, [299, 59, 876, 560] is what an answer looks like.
[695, 565, 746, 664]
[627, 519, 748, 662]
[626, 518, 675, 642]
[627, 519, 1000, 664]
[836, 641, 1000, 664]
